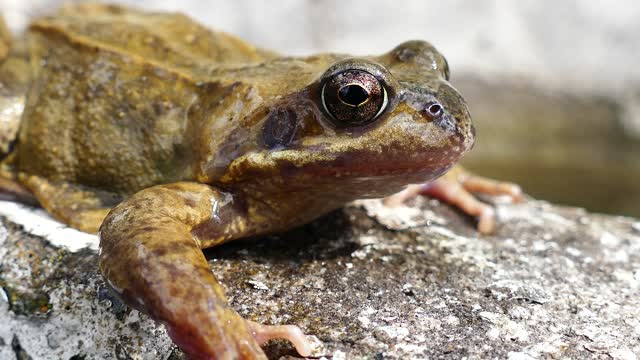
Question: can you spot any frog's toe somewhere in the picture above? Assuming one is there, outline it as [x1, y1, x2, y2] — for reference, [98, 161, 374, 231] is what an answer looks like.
[247, 320, 314, 357]
[419, 179, 498, 234]
[384, 169, 523, 234]
[457, 173, 524, 202]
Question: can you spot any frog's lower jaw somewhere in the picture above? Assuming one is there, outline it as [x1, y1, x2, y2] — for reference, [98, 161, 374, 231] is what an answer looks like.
[98, 182, 313, 359]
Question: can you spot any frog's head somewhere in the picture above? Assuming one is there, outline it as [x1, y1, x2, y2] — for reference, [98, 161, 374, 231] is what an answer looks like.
[219, 41, 474, 200]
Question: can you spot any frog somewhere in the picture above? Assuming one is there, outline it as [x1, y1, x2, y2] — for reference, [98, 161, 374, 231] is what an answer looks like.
[0, 4, 523, 359]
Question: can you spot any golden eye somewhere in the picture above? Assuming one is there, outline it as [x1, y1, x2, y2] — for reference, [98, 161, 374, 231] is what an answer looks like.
[321, 69, 388, 126]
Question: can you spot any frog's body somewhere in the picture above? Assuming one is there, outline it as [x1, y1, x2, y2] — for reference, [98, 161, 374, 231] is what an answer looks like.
[0, 4, 521, 359]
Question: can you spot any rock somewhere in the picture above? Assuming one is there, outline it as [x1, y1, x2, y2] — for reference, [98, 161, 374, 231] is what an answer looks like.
[1, 196, 639, 359]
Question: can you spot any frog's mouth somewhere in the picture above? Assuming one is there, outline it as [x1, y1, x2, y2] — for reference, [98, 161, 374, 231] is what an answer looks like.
[290, 148, 459, 181]
[221, 142, 466, 201]
[258, 143, 463, 187]
[267, 148, 461, 199]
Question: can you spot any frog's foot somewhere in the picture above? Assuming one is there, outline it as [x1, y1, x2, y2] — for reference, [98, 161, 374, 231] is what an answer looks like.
[247, 320, 313, 357]
[164, 305, 267, 360]
[385, 168, 523, 234]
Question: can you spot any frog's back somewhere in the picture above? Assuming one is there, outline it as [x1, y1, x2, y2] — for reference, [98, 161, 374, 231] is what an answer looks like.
[11, 4, 272, 195]
[34, 3, 274, 73]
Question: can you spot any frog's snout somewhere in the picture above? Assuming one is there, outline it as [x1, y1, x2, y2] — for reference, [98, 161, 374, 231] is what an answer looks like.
[395, 83, 475, 161]
[401, 87, 466, 132]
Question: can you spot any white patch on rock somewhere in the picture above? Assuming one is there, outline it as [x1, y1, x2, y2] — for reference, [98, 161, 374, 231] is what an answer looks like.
[374, 325, 410, 341]
[541, 212, 575, 227]
[486, 326, 501, 340]
[393, 342, 428, 356]
[508, 306, 531, 320]
[444, 315, 460, 326]
[353, 198, 446, 230]
[610, 348, 638, 360]
[0, 200, 98, 251]
[612, 249, 630, 263]
[529, 335, 570, 357]
[566, 247, 582, 257]
[331, 350, 347, 360]
[507, 352, 536, 360]
[480, 312, 530, 342]
[485, 279, 551, 304]
[600, 231, 621, 247]
[357, 315, 371, 328]
[246, 280, 269, 291]
[0, 279, 173, 359]
[614, 270, 639, 288]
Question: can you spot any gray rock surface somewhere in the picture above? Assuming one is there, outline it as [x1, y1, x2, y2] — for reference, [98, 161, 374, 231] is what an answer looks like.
[1, 195, 639, 359]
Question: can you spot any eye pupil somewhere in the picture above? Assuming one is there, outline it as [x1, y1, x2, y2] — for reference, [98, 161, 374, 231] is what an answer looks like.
[338, 85, 369, 107]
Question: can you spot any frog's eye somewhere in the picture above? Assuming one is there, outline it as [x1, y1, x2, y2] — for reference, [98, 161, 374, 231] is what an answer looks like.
[321, 69, 388, 126]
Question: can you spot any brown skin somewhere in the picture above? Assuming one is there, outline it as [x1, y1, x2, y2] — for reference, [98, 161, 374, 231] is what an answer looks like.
[0, 4, 522, 359]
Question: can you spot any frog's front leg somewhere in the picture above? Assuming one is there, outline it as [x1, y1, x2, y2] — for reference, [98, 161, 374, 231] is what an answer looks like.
[99, 182, 312, 360]
[385, 166, 523, 234]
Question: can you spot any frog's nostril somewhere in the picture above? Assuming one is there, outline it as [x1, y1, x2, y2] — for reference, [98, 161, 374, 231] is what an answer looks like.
[427, 104, 442, 116]
[421, 102, 444, 120]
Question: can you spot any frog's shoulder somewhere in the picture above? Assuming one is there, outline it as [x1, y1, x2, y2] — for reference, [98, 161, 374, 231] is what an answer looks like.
[28, 3, 276, 76]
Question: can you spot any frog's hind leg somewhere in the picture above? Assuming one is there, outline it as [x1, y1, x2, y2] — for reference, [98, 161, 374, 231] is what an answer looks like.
[19, 174, 120, 234]
[0, 175, 37, 205]
[385, 165, 523, 234]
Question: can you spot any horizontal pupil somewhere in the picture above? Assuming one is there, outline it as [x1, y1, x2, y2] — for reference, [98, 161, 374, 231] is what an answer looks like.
[338, 85, 369, 107]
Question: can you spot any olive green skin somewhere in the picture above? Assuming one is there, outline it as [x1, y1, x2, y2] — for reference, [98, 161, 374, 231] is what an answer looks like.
[0, 4, 474, 359]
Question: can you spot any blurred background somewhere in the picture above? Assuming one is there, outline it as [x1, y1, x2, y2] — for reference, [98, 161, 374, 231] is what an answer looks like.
[3, 0, 640, 217]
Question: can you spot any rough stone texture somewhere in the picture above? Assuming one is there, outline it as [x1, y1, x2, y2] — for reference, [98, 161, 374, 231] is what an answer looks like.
[1, 195, 639, 360]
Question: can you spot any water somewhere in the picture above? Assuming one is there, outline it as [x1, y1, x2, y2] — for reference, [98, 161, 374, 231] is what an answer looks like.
[457, 77, 640, 218]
